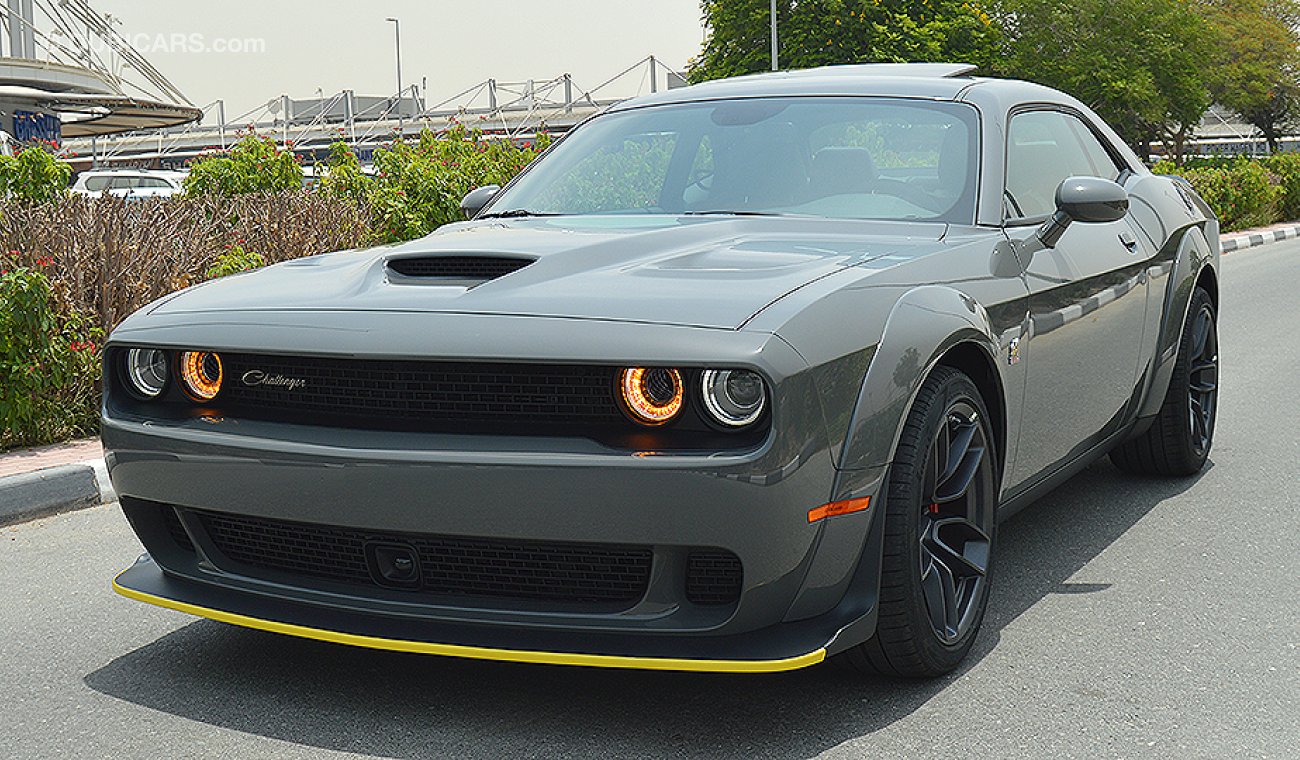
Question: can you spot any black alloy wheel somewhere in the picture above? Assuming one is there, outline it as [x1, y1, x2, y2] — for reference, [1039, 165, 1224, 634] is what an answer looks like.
[918, 399, 994, 644]
[840, 366, 998, 678]
[1111, 286, 1218, 476]
[1185, 301, 1219, 457]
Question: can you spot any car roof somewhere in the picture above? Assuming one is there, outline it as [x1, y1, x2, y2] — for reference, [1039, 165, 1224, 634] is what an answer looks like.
[607, 63, 1070, 112]
[81, 168, 183, 175]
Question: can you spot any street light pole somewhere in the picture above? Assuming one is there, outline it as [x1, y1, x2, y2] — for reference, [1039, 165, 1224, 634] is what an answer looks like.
[770, 0, 778, 71]
[384, 17, 400, 139]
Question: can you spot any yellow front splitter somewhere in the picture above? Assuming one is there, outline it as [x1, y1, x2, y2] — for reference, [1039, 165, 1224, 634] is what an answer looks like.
[112, 572, 826, 674]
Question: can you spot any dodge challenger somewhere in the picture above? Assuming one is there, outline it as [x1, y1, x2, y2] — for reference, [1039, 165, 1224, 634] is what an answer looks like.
[105, 63, 1220, 677]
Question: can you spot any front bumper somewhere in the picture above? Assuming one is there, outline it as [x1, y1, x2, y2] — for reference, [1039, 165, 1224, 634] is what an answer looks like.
[106, 411, 887, 670]
[114, 556, 830, 672]
[103, 311, 888, 670]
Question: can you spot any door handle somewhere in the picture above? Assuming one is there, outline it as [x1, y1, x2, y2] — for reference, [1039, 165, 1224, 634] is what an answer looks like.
[1119, 230, 1139, 253]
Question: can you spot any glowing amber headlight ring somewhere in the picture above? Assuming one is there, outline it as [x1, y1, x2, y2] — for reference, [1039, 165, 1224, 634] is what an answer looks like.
[618, 367, 684, 426]
[179, 351, 223, 401]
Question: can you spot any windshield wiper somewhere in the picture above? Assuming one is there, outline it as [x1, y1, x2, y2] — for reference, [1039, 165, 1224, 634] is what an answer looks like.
[477, 209, 562, 219]
[682, 210, 804, 218]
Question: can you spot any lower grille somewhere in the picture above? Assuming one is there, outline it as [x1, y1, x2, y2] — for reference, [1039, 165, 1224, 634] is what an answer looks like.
[192, 509, 654, 607]
[163, 506, 195, 552]
[685, 550, 743, 605]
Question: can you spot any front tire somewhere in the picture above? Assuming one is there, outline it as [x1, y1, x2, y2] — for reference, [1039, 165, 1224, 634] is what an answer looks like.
[839, 366, 998, 678]
[1111, 286, 1218, 476]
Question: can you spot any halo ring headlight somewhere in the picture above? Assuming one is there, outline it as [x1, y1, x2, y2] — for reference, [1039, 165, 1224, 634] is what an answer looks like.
[124, 348, 169, 399]
[618, 367, 684, 426]
[701, 369, 766, 428]
[179, 351, 224, 401]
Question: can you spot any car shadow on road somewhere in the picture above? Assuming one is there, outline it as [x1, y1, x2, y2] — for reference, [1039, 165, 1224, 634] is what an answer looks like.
[84, 458, 1209, 759]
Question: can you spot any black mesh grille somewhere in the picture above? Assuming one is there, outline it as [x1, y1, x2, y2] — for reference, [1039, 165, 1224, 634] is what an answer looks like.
[387, 256, 532, 280]
[193, 510, 654, 606]
[217, 354, 622, 432]
[686, 550, 743, 605]
[163, 506, 195, 552]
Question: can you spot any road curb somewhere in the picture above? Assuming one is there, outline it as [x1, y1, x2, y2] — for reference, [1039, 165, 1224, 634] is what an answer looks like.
[0, 462, 112, 526]
[1221, 224, 1300, 253]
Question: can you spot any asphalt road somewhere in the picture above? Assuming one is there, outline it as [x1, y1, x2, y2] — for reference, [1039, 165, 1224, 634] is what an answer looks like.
[3, 241, 1298, 760]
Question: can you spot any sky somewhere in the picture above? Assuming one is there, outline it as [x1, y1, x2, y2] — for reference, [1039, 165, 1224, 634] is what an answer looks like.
[92, 0, 708, 122]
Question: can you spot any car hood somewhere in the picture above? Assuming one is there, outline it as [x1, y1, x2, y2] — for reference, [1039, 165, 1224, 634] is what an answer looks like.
[150, 216, 950, 330]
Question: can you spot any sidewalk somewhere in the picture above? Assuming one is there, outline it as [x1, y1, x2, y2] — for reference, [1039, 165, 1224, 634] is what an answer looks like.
[1220, 221, 1300, 253]
[0, 438, 102, 479]
[0, 437, 111, 526]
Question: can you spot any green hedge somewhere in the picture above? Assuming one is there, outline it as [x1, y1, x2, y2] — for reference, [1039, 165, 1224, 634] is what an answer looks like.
[1152, 157, 1289, 232]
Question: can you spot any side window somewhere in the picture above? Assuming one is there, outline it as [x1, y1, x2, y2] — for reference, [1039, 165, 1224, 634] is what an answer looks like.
[1005, 110, 1122, 221]
[83, 176, 111, 192]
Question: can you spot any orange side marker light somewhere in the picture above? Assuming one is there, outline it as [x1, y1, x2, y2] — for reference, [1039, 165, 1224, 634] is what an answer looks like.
[807, 496, 871, 524]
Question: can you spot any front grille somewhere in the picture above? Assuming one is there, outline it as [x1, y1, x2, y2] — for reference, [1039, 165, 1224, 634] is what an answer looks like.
[193, 509, 654, 607]
[685, 550, 743, 605]
[217, 354, 622, 432]
[387, 255, 532, 280]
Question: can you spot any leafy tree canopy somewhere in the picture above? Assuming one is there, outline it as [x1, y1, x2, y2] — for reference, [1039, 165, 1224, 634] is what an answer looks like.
[1201, 0, 1300, 151]
[997, 0, 1215, 156]
[689, 0, 1003, 83]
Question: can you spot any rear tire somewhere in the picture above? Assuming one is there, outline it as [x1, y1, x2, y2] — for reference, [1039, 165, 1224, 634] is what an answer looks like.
[838, 366, 998, 678]
[1111, 287, 1218, 476]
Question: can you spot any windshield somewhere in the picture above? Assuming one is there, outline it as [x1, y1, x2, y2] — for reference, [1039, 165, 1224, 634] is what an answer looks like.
[490, 97, 979, 223]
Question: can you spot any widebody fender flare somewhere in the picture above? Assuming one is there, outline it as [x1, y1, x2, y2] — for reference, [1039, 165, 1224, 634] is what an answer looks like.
[833, 285, 1009, 499]
[1136, 224, 1218, 420]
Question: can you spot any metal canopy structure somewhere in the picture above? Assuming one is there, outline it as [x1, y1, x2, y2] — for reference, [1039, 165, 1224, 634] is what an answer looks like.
[0, 0, 201, 140]
[65, 55, 689, 168]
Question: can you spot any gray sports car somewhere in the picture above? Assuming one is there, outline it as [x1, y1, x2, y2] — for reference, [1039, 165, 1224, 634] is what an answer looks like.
[106, 63, 1220, 677]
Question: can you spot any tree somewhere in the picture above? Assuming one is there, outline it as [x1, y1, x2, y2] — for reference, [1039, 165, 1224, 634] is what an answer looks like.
[1202, 0, 1300, 153]
[689, 0, 1003, 83]
[998, 0, 1215, 161]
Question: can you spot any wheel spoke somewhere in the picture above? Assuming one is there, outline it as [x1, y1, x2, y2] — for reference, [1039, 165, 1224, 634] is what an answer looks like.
[938, 420, 978, 485]
[925, 518, 990, 578]
[934, 445, 985, 503]
[1192, 313, 1210, 358]
[921, 552, 959, 637]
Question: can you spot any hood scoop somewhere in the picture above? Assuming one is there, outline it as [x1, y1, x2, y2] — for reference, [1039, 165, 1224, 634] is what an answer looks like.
[387, 255, 534, 285]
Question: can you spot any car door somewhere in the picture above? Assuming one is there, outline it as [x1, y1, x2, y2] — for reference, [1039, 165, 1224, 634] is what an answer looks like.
[1003, 108, 1151, 491]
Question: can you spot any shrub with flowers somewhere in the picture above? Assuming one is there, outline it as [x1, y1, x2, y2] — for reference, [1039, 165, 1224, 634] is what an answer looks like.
[0, 252, 102, 450]
[0, 144, 71, 203]
[366, 124, 550, 243]
[184, 133, 304, 196]
[318, 140, 373, 202]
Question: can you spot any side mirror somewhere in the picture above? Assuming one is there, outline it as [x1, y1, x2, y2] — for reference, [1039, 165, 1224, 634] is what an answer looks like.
[460, 185, 500, 219]
[1037, 176, 1129, 248]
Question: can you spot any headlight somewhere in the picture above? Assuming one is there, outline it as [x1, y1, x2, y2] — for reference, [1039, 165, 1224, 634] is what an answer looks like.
[179, 351, 224, 401]
[618, 367, 684, 426]
[124, 348, 168, 399]
[700, 369, 766, 427]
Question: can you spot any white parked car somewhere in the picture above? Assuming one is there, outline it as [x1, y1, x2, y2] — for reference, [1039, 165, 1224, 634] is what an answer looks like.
[71, 169, 186, 199]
